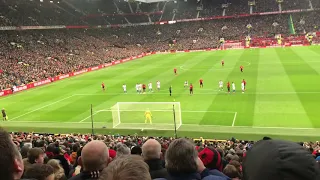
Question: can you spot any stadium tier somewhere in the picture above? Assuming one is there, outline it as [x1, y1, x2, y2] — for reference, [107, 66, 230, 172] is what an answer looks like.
[1, 1, 320, 180]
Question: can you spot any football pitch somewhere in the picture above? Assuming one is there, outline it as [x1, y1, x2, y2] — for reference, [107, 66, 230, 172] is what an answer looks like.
[1, 46, 320, 141]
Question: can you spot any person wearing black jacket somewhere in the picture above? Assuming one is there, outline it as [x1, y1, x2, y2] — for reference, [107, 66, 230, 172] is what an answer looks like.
[69, 140, 110, 180]
[142, 139, 170, 179]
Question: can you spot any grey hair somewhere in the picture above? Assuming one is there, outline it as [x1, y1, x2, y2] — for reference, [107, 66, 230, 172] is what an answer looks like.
[165, 138, 198, 174]
[116, 143, 130, 158]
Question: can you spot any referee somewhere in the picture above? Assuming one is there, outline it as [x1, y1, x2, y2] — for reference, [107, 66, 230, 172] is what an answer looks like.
[2, 108, 7, 121]
[169, 86, 172, 96]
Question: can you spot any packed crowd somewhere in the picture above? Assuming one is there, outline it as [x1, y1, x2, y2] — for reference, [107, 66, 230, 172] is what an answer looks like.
[1, 10, 319, 90]
[1, 128, 320, 180]
[0, 0, 318, 26]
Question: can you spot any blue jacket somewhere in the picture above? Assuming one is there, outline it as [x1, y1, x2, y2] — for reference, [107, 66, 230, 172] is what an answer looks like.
[154, 168, 229, 180]
[208, 169, 230, 179]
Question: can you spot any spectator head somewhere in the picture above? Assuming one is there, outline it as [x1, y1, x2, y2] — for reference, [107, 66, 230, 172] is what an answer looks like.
[165, 138, 198, 174]
[47, 159, 65, 180]
[28, 147, 45, 164]
[21, 145, 31, 159]
[80, 140, 110, 172]
[223, 164, 240, 179]
[198, 146, 223, 171]
[0, 128, 24, 180]
[24, 164, 55, 180]
[142, 139, 161, 160]
[131, 146, 142, 155]
[115, 143, 130, 158]
[228, 160, 242, 174]
[243, 140, 320, 180]
[98, 155, 151, 180]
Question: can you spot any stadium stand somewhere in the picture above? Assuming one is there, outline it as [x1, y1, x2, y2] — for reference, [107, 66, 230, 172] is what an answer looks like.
[1, 129, 320, 180]
[0, 0, 320, 179]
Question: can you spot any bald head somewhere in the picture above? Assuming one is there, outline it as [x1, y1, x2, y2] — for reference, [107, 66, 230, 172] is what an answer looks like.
[142, 139, 161, 160]
[81, 140, 109, 171]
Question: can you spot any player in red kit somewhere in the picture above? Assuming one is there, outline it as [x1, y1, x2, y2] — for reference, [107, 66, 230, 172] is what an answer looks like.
[221, 60, 224, 66]
[101, 82, 105, 91]
[174, 68, 177, 75]
[227, 81, 230, 93]
[142, 84, 146, 93]
[242, 79, 246, 90]
[240, 65, 244, 72]
[199, 79, 203, 88]
[189, 83, 193, 95]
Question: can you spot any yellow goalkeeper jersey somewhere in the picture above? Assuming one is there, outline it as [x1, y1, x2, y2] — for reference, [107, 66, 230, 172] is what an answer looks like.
[145, 110, 152, 117]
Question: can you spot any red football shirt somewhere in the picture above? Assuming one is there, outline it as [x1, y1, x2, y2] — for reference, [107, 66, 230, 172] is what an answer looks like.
[142, 84, 146, 89]
[174, 68, 177, 72]
[190, 85, 193, 89]
[102, 83, 105, 87]
[240, 66, 244, 69]
[227, 82, 230, 88]
[221, 60, 224, 64]
[243, 80, 246, 86]
[199, 79, 203, 83]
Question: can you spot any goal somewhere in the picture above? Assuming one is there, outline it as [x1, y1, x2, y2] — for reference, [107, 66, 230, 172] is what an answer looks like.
[111, 102, 182, 130]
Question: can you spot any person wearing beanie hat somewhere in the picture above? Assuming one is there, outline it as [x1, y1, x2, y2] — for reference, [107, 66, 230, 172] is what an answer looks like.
[131, 146, 142, 155]
[198, 147, 230, 179]
[243, 139, 320, 180]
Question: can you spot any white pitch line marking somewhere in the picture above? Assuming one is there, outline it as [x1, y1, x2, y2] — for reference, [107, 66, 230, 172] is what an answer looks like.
[232, 112, 237, 127]
[94, 109, 236, 113]
[1, 121, 316, 130]
[79, 110, 104, 123]
[9, 95, 75, 121]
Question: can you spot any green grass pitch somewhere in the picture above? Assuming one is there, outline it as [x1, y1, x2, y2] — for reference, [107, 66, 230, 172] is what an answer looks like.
[1, 46, 320, 141]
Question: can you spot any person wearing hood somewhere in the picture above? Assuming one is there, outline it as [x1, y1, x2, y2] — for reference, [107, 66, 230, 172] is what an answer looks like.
[243, 139, 320, 180]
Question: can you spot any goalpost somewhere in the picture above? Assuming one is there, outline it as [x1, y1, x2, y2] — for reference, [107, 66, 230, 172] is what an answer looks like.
[111, 102, 182, 130]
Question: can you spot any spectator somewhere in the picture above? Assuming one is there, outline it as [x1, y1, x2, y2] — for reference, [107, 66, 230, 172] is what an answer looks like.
[0, 128, 24, 180]
[165, 138, 229, 180]
[47, 159, 67, 180]
[24, 163, 55, 180]
[198, 147, 229, 179]
[52, 146, 71, 177]
[98, 155, 151, 180]
[130, 146, 142, 155]
[24, 147, 45, 172]
[69, 140, 110, 180]
[223, 165, 240, 180]
[243, 140, 320, 180]
[20, 145, 31, 159]
[115, 143, 130, 158]
[142, 139, 170, 179]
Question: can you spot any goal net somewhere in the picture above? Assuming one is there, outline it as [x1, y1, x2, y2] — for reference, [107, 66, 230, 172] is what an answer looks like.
[111, 102, 182, 130]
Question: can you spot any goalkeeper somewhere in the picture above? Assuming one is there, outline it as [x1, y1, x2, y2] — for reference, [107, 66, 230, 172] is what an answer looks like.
[144, 108, 152, 124]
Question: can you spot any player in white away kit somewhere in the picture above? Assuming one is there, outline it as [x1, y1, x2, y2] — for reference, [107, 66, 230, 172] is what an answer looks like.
[232, 82, 236, 93]
[136, 83, 139, 94]
[219, 80, 223, 91]
[241, 82, 245, 93]
[123, 84, 127, 93]
[148, 82, 153, 92]
[157, 81, 160, 91]
[184, 80, 188, 88]
[139, 83, 143, 94]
